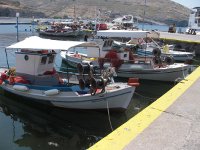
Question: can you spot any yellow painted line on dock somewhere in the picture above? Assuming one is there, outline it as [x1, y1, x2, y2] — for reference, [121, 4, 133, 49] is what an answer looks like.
[160, 38, 200, 44]
[89, 67, 200, 150]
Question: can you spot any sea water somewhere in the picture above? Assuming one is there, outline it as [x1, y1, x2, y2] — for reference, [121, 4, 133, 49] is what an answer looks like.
[0, 24, 174, 150]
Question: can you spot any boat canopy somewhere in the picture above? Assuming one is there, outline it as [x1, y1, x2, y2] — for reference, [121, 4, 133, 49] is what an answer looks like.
[97, 30, 149, 38]
[6, 36, 99, 52]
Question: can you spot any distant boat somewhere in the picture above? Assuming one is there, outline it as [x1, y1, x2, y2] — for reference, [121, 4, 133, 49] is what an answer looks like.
[0, 36, 138, 111]
[38, 21, 92, 37]
[110, 15, 138, 30]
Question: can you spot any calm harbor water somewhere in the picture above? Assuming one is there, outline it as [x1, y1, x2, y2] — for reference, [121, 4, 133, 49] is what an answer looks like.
[0, 24, 176, 150]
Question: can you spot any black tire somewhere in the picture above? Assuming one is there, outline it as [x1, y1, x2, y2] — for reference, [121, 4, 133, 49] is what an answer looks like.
[152, 48, 161, 57]
[153, 56, 162, 65]
[164, 56, 174, 65]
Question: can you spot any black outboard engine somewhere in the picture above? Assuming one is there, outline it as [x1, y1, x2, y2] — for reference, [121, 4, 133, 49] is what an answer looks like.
[77, 63, 92, 75]
[77, 62, 117, 95]
[90, 77, 107, 95]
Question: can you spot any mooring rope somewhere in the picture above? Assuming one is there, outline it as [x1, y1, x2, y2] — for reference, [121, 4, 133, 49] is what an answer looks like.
[106, 100, 113, 131]
[134, 92, 158, 101]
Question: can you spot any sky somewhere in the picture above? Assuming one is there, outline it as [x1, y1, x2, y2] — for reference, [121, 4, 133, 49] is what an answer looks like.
[172, 0, 200, 9]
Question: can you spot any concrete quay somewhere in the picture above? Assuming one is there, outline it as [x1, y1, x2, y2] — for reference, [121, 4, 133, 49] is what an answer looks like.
[159, 32, 200, 43]
[89, 66, 200, 150]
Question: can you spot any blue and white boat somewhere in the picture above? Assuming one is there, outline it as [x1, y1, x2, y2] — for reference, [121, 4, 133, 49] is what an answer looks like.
[0, 36, 138, 111]
[135, 42, 194, 62]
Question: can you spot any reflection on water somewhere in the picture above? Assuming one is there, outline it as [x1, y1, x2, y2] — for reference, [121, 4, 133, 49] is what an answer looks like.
[0, 78, 174, 150]
[0, 93, 112, 150]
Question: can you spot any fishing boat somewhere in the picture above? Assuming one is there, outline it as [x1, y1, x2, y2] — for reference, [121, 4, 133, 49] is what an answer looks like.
[0, 36, 139, 111]
[126, 40, 194, 62]
[110, 15, 138, 30]
[61, 30, 192, 82]
[38, 21, 92, 38]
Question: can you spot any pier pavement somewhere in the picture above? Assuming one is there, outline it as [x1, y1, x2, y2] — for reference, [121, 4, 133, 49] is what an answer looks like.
[159, 32, 200, 43]
[89, 66, 200, 150]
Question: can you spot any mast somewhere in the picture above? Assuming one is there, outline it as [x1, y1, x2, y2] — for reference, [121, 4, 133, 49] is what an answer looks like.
[73, 0, 76, 22]
[142, 0, 147, 30]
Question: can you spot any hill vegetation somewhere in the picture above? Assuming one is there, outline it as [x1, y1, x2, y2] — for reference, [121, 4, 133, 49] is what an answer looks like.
[0, 0, 191, 26]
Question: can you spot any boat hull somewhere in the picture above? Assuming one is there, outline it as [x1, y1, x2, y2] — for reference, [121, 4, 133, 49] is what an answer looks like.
[117, 63, 191, 82]
[137, 49, 194, 62]
[0, 83, 135, 111]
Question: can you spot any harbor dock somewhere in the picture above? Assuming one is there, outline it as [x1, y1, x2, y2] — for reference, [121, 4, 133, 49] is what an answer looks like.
[159, 32, 200, 43]
[89, 66, 200, 150]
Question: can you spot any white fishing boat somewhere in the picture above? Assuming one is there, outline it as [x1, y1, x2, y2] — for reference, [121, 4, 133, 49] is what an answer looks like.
[111, 15, 138, 30]
[0, 36, 139, 111]
[127, 41, 194, 62]
[61, 30, 192, 82]
[39, 29, 82, 37]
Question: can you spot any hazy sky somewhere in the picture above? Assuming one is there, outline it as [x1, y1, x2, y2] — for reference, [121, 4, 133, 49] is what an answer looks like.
[171, 0, 200, 9]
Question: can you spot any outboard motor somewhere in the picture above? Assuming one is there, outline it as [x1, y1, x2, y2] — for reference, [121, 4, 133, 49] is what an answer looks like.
[90, 77, 107, 95]
[77, 63, 92, 75]
[78, 63, 117, 95]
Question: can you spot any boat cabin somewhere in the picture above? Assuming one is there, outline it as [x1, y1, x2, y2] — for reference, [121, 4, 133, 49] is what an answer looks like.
[15, 49, 58, 86]
[94, 30, 151, 61]
[16, 49, 56, 76]
[6, 36, 97, 86]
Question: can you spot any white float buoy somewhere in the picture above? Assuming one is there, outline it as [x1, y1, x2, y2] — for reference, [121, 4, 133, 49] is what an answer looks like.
[13, 85, 29, 91]
[44, 89, 59, 96]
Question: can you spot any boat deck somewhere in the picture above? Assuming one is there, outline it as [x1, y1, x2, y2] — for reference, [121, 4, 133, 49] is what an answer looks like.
[88, 66, 200, 150]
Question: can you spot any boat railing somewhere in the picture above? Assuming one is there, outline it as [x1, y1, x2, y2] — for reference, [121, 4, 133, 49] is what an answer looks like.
[56, 65, 102, 85]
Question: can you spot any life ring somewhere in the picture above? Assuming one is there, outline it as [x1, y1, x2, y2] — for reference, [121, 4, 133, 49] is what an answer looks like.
[164, 56, 174, 65]
[138, 38, 144, 44]
[152, 48, 161, 57]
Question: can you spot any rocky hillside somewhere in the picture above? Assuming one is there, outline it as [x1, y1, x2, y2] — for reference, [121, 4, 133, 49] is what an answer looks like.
[0, 0, 191, 26]
[0, 0, 45, 18]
